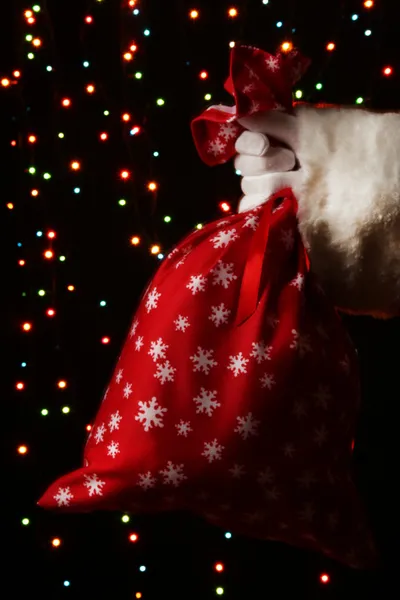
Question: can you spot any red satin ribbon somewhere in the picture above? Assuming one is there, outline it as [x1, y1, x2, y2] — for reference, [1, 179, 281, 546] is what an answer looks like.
[234, 189, 309, 327]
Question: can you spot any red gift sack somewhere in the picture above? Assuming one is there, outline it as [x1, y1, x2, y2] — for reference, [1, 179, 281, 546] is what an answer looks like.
[39, 189, 377, 569]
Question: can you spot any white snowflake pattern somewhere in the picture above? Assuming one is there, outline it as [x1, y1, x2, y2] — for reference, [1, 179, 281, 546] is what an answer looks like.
[229, 464, 245, 479]
[138, 471, 157, 490]
[193, 388, 220, 417]
[123, 382, 133, 398]
[186, 274, 207, 295]
[202, 439, 224, 463]
[175, 420, 193, 437]
[108, 411, 122, 432]
[227, 352, 249, 377]
[219, 123, 238, 141]
[94, 423, 107, 444]
[265, 486, 281, 501]
[242, 83, 255, 94]
[129, 319, 139, 337]
[83, 473, 105, 496]
[242, 213, 259, 231]
[54, 487, 74, 507]
[250, 341, 272, 364]
[159, 461, 187, 487]
[174, 315, 190, 332]
[265, 55, 279, 71]
[299, 502, 315, 522]
[148, 337, 169, 362]
[210, 229, 239, 249]
[208, 138, 226, 156]
[145, 287, 161, 313]
[135, 336, 144, 351]
[290, 331, 312, 357]
[260, 372, 276, 390]
[115, 369, 123, 383]
[209, 303, 231, 328]
[290, 273, 304, 290]
[314, 385, 332, 409]
[257, 467, 275, 485]
[135, 397, 168, 432]
[283, 443, 296, 458]
[190, 347, 218, 375]
[107, 441, 120, 458]
[154, 360, 176, 384]
[211, 260, 238, 289]
[235, 412, 260, 440]
[292, 400, 307, 418]
[280, 229, 294, 250]
[314, 424, 328, 446]
[297, 470, 317, 489]
[249, 100, 260, 114]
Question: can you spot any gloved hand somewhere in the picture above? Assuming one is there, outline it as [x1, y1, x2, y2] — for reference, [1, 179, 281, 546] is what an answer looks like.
[234, 111, 302, 213]
[234, 104, 400, 318]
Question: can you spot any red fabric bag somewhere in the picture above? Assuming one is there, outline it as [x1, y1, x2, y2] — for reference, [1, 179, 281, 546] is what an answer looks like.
[39, 189, 377, 569]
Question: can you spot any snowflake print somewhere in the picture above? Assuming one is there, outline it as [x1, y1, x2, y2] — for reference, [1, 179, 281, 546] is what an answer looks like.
[216, 219, 230, 228]
[193, 388, 220, 417]
[249, 100, 260, 115]
[123, 382, 133, 398]
[138, 471, 157, 490]
[227, 352, 249, 377]
[148, 337, 169, 362]
[292, 400, 307, 418]
[243, 213, 259, 231]
[94, 423, 107, 444]
[314, 424, 328, 446]
[208, 138, 226, 156]
[235, 412, 260, 440]
[280, 229, 294, 250]
[202, 439, 224, 463]
[297, 470, 317, 489]
[115, 369, 123, 384]
[145, 287, 161, 313]
[299, 502, 315, 522]
[257, 467, 275, 485]
[159, 462, 187, 487]
[211, 260, 238, 289]
[108, 410, 122, 432]
[186, 274, 207, 295]
[297, 333, 312, 357]
[129, 319, 139, 337]
[174, 315, 190, 332]
[190, 347, 218, 375]
[210, 229, 239, 249]
[209, 303, 231, 328]
[135, 336, 144, 351]
[154, 360, 176, 384]
[84, 473, 105, 496]
[242, 83, 255, 94]
[260, 372, 275, 390]
[229, 464, 245, 479]
[265, 486, 281, 501]
[291, 273, 304, 290]
[54, 487, 74, 507]
[175, 420, 193, 437]
[290, 329, 299, 350]
[283, 443, 296, 458]
[219, 122, 238, 141]
[135, 396, 168, 432]
[250, 340, 272, 364]
[314, 385, 332, 409]
[107, 441, 120, 458]
[265, 55, 279, 71]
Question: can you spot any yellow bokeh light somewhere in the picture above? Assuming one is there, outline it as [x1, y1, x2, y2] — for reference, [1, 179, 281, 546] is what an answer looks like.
[326, 42, 335, 51]
[62, 98, 71, 107]
[147, 181, 158, 191]
[31, 189, 39, 197]
[364, 0, 374, 7]
[150, 245, 161, 255]
[131, 236, 140, 246]
[18, 445, 28, 455]
[32, 38, 42, 47]
[1, 78, 10, 87]
[22, 322, 32, 332]
[71, 161, 81, 170]
[281, 41, 293, 53]
[190, 9, 199, 19]
[228, 7, 238, 17]
[44, 250, 54, 259]
[52, 538, 61, 547]
[67, 285, 75, 292]
[123, 52, 133, 61]
[86, 84, 95, 93]
[122, 113, 131, 122]
[58, 380, 67, 389]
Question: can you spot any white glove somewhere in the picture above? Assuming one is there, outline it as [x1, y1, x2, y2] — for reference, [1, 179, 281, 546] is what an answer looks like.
[234, 111, 302, 213]
[234, 105, 400, 318]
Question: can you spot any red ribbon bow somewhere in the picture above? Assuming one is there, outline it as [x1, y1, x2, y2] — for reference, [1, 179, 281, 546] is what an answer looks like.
[191, 45, 310, 166]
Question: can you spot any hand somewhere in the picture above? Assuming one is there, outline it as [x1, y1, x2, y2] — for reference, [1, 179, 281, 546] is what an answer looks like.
[234, 111, 302, 212]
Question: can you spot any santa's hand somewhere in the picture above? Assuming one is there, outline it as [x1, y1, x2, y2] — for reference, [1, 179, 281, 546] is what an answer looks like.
[234, 111, 302, 212]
